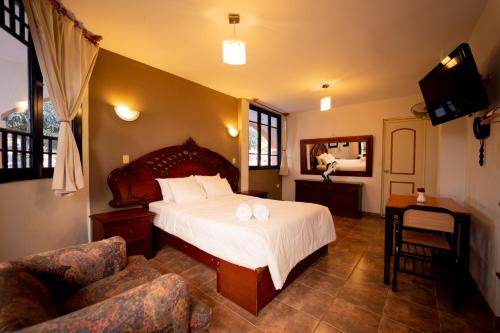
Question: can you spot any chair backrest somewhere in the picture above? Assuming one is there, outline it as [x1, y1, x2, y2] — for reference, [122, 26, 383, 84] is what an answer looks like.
[402, 205, 455, 233]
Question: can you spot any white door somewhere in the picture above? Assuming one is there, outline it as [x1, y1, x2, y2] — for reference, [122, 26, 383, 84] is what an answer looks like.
[382, 118, 427, 213]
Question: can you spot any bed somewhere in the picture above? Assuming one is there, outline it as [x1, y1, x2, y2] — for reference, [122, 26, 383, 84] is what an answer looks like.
[107, 138, 336, 315]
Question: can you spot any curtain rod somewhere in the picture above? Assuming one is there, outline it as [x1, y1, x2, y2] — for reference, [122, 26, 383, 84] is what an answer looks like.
[250, 99, 289, 116]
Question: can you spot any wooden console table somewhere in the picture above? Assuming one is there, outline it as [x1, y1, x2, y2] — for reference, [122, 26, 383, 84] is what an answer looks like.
[384, 194, 471, 284]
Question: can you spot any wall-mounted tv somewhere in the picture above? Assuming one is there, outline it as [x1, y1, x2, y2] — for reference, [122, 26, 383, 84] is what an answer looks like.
[419, 43, 489, 126]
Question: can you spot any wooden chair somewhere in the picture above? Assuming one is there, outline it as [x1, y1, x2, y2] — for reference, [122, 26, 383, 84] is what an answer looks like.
[392, 205, 459, 306]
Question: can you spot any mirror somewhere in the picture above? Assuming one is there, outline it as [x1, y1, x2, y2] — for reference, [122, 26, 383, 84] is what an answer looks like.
[300, 135, 373, 177]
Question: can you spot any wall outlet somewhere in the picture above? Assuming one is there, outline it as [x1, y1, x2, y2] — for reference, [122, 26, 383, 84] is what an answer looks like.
[122, 155, 130, 164]
[276, 183, 280, 188]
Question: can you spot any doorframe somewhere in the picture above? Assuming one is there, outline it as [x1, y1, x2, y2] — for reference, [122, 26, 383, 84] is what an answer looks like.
[380, 117, 427, 216]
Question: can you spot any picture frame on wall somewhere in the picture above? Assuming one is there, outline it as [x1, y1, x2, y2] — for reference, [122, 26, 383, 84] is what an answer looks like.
[328, 142, 338, 148]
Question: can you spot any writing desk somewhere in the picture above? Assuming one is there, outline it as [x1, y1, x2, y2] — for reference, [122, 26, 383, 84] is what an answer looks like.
[384, 194, 471, 284]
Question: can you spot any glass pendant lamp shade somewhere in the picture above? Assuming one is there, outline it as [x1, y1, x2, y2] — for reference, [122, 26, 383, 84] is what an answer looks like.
[222, 39, 246, 65]
[320, 96, 331, 111]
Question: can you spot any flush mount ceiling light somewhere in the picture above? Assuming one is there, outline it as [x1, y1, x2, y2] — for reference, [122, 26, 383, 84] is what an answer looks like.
[222, 13, 246, 65]
[320, 84, 331, 111]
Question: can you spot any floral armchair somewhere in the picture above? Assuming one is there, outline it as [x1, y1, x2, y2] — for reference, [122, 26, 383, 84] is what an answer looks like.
[0, 236, 211, 333]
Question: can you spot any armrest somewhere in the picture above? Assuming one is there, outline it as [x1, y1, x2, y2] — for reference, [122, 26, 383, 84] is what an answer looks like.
[16, 237, 127, 289]
[19, 274, 190, 333]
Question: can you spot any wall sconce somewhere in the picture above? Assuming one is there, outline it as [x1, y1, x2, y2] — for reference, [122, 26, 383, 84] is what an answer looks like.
[114, 105, 140, 121]
[227, 126, 239, 137]
[15, 101, 28, 112]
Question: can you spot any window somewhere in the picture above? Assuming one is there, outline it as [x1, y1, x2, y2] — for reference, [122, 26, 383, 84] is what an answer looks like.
[0, 0, 81, 183]
[249, 105, 281, 169]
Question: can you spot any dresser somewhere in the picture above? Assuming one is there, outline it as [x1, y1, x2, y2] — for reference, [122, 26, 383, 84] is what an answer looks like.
[91, 208, 155, 258]
[295, 180, 363, 218]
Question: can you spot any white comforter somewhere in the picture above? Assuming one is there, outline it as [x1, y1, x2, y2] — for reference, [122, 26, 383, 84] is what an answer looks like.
[149, 194, 336, 289]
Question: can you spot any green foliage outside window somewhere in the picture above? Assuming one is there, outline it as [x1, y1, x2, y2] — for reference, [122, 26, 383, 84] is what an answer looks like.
[5, 101, 60, 137]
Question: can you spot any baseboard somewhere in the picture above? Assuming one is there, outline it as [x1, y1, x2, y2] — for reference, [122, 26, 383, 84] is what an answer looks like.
[362, 211, 383, 218]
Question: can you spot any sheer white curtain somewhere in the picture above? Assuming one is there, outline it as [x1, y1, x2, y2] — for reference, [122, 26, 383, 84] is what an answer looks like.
[279, 115, 289, 175]
[23, 0, 100, 196]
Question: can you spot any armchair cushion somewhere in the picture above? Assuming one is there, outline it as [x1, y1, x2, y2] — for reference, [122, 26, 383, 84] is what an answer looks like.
[0, 263, 58, 331]
[16, 237, 127, 294]
[189, 299, 212, 333]
[63, 255, 161, 313]
[18, 274, 191, 333]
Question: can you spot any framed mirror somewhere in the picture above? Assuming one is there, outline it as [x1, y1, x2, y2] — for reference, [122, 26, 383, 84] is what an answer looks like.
[300, 135, 373, 177]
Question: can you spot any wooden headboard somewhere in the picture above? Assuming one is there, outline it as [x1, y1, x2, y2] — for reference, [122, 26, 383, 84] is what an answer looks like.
[309, 143, 328, 169]
[107, 138, 240, 208]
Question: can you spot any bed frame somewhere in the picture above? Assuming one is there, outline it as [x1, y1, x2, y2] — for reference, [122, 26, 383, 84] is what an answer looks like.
[107, 138, 328, 315]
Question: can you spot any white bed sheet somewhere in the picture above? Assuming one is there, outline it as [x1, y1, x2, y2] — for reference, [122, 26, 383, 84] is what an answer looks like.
[149, 194, 336, 289]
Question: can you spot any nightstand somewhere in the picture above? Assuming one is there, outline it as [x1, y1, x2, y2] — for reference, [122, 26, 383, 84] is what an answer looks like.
[237, 190, 268, 198]
[90, 208, 155, 258]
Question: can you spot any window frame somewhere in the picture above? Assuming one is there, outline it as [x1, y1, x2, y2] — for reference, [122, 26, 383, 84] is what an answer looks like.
[248, 104, 281, 170]
[0, 0, 82, 184]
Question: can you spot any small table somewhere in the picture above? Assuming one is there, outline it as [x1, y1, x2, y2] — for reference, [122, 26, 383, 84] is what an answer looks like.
[384, 194, 471, 284]
[237, 190, 268, 198]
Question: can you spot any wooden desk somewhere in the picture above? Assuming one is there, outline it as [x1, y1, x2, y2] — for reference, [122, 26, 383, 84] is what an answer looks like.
[384, 194, 471, 284]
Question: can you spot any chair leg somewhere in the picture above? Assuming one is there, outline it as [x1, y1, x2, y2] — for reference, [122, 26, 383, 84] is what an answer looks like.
[392, 236, 400, 292]
[452, 256, 460, 310]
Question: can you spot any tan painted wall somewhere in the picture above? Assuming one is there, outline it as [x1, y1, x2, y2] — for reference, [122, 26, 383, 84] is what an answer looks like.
[249, 169, 282, 200]
[282, 94, 439, 214]
[0, 96, 90, 261]
[88, 49, 239, 214]
[464, 0, 500, 315]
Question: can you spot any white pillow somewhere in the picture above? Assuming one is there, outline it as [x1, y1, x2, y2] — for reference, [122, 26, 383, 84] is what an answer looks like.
[156, 178, 176, 202]
[194, 173, 220, 187]
[164, 176, 207, 204]
[323, 153, 336, 164]
[199, 178, 233, 198]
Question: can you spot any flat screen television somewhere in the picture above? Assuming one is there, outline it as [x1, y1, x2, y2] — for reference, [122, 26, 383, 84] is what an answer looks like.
[419, 43, 489, 126]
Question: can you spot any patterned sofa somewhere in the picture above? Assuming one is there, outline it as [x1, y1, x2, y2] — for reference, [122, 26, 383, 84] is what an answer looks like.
[0, 236, 211, 332]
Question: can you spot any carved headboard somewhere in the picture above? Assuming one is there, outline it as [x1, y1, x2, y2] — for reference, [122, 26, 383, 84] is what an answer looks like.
[309, 143, 328, 169]
[107, 138, 240, 208]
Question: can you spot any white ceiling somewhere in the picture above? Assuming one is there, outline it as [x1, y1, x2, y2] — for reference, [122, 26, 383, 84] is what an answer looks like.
[63, 0, 487, 112]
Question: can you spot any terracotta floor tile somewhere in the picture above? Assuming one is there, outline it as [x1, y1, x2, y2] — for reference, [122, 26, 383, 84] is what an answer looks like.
[439, 311, 497, 333]
[313, 256, 356, 280]
[275, 282, 334, 318]
[338, 282, 388, 315]
[377, 316, 420, 333]
[383, 294, 439, 333]
[313, 321, 344, 333]
[390, 278, 436, 308]
[181, 263, 216, 287]
[197, 278, 228, 305]
[356, 255, 386, 275]
[323, 298, 381, 333]
[300, 268, 345, 297]
[345, 266, 389, 294]
[209, 305, 262, 333]
[226, 299, 319, 333]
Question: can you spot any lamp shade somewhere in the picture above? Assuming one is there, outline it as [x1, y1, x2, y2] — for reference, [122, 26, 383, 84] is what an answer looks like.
[320, 96, 331, 111]
[222, 39, 246, 65]
[114, 105, 140, 121]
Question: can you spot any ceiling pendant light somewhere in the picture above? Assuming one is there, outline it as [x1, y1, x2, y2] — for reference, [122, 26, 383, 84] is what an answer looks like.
[320, 83, 331, 111]
[222, 14, 246, 65]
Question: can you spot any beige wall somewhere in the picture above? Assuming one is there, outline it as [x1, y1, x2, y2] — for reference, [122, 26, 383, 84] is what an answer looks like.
[0, 96, 90, 261]
[89, 50, 239, 214]
[249, 170, 282, 200]
[464, 0, 500, 316]
[282, 94, 433, 214]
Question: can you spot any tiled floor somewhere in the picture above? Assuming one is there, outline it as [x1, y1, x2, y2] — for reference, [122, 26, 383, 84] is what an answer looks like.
[148, 216, 497, 333]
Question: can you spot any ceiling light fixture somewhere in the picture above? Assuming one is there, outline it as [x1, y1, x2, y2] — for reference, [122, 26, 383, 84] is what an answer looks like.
[320, 84, 331, 111]
[222, 14, 246, 65]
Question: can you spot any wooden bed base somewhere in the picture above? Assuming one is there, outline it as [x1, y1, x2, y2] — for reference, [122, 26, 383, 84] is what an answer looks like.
[153, 226, 328, 315]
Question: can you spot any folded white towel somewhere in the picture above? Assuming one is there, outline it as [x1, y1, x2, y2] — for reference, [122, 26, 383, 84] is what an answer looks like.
[236, 203, 253, 221]
[253, 202, 270, 221]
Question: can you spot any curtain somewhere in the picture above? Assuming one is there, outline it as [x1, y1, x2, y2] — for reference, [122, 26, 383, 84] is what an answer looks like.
[23, 0, 100, 196]
[279, 115, 289, 176]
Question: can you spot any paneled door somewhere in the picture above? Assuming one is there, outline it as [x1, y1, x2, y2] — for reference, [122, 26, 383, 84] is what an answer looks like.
[382, 118, 426, 214]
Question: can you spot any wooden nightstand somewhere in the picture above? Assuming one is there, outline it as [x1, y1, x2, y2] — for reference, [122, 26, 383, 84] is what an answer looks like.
[90, 208, 155, 258]
[237, 190, 268, 198]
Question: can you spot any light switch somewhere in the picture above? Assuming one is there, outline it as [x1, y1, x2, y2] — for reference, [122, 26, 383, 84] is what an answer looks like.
[122, 155, 130, 164]
[276, 184, 280, 188]
[232, 157, 236, 164]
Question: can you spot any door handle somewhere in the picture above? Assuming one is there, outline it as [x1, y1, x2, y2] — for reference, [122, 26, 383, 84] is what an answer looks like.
[384, 170, 389, 174]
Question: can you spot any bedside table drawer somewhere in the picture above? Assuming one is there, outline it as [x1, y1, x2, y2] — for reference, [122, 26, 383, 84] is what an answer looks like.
[106, 220, 148, 242]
